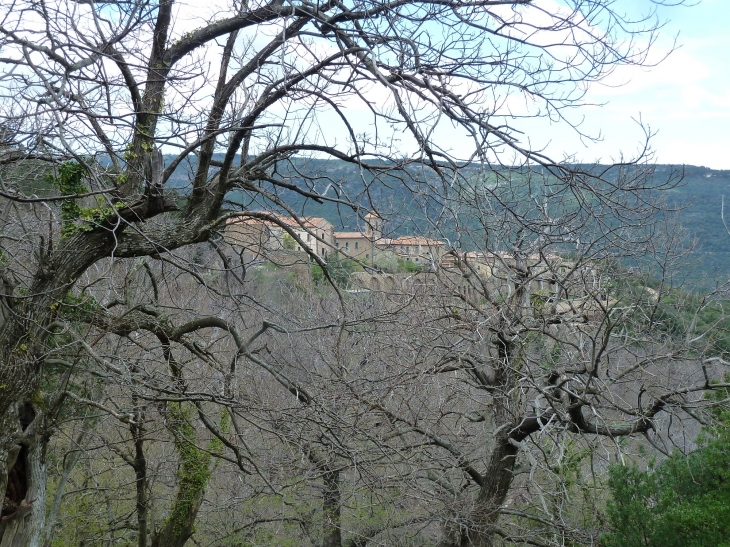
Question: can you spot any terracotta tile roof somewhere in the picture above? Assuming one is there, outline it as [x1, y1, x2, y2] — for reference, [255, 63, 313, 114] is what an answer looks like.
[274, 216, 332, 229]
[334, 231, 367, 238]
[226, 213, 332, 230]
[228, 213, 445, 248]
[463, 252, 497, 260]
[385, 236, 445, 246]
[226, 216, 278, 228]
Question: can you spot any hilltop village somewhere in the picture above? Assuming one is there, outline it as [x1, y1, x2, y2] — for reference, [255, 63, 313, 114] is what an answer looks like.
[224, 212, 610, 316]
[225, 211, 446, 268]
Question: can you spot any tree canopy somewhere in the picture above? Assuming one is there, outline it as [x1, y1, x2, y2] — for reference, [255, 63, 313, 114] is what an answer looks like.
[0, 1, 726, 547]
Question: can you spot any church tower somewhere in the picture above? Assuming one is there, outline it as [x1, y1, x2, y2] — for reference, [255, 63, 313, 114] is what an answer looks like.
[364, 212, 383, 240]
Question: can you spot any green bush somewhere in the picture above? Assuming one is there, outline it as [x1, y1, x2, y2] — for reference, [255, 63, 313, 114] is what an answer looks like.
[373, 250, 421, 273]
[604, 410, 730, 547]
[312, 256, 363, 286]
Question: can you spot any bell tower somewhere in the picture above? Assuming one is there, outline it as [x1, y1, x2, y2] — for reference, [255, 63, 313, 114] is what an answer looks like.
[364, 212, 383, 240]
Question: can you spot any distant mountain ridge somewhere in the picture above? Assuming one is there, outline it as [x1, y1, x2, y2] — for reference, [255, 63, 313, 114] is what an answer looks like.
[161, 157, 730, 284]
[655, 165, 730, 285]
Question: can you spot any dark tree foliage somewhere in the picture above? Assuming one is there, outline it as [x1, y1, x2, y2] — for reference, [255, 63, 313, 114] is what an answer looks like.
[605, 408, 730, 547]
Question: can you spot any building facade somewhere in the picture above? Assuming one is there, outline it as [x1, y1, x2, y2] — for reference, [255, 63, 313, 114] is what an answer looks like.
[226, 211, 447, 268]
[226, 214, 336, 259]
[380, 236, 446, 266]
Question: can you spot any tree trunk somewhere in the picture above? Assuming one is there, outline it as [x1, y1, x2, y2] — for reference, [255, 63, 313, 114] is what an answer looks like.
[0, 432, 48, 547]
[150, 404, 211, 547]
[150, 481, 206, 547]
[460, 434, 519, 547]
[322, 468, 342, 547]
[459, 333, 524, 547]
[0, 222, 210, 546]
[43, 432, 84, 547]
[132, 407, 149, 547]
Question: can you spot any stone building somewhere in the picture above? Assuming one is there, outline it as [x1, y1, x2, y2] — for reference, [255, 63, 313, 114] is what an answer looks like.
[381, 236, 446, 267]
[225, 214, 336, 259]
[333, 231, 374, 261]
[333, 212, 384, 262]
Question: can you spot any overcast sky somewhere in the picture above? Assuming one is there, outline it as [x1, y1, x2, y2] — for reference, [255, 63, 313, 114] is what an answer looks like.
[537, 0, 730, 169]
[315, 0, 730, 170]
[40, 0, 727, 170]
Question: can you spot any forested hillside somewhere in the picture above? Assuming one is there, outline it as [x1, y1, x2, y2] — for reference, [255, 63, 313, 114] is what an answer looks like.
[168, 159, 730, 284]
[659, 165, 730, 283]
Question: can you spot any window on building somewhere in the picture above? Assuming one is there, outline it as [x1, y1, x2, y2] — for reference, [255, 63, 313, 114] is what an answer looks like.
[307, 234, 311, 242]
[365, 254, 369, 259]
[336, 242, 340, 248]
[355, 242, 359, 250]
[406, 246, 410, 254]
[346, 242, 350, 249]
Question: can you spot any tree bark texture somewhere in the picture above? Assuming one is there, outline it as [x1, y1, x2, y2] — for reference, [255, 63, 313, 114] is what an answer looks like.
[322, 468, 342, 547]
[459, 336, 524, 547]
[460, 435, 519, 547]
[133, 421, 149, 547]
[151, 405, 212, 547]
[0, 432, 47, 547]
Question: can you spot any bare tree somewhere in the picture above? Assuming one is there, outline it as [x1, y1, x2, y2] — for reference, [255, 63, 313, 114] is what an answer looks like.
[0, 0, 716, 546]
[305, 169, 730, 547]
